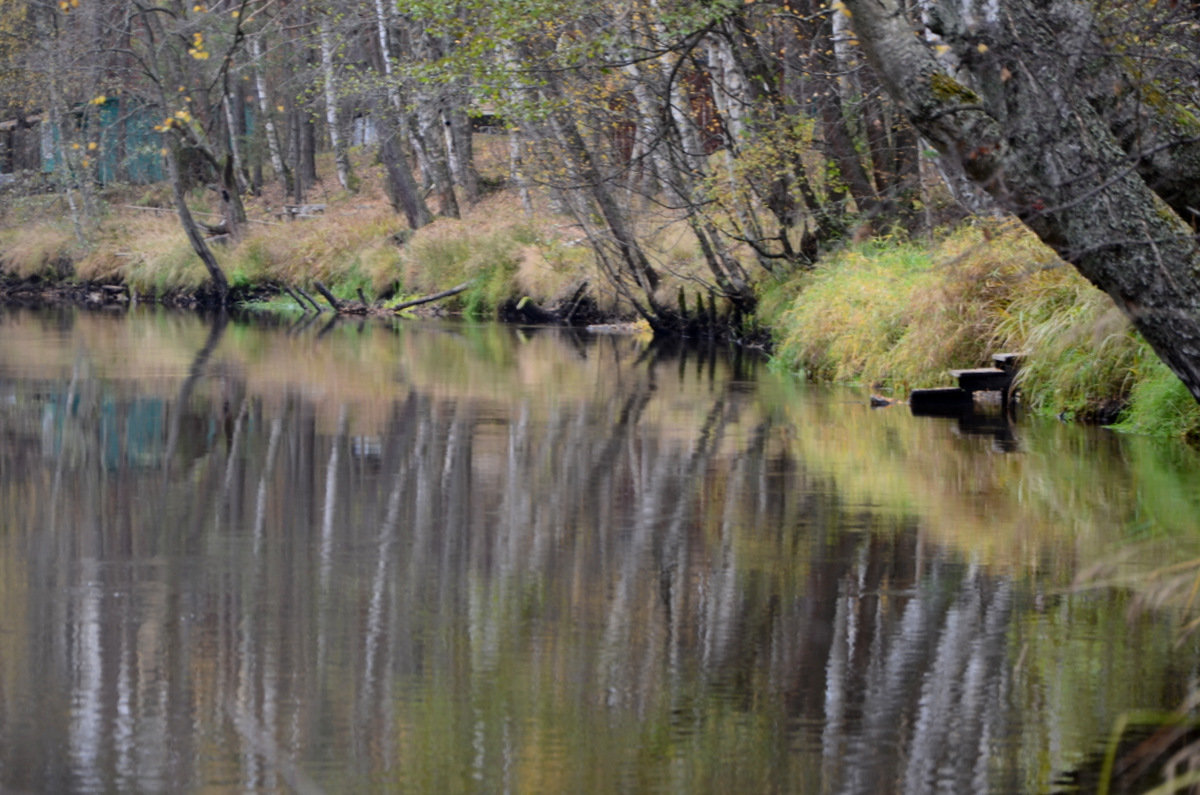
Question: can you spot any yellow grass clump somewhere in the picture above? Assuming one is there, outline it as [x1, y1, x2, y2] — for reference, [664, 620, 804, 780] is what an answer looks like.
[765, 219, 1200, 432]
[0, 220, 78, 279]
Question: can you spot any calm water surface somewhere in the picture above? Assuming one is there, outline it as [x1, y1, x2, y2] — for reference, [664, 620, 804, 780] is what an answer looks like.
[0, 308, 1198, 793]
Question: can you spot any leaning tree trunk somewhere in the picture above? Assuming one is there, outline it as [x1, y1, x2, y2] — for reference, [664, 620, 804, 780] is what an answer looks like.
[167, 143, 229, 304]
[371, 0, 433, 228]
[842, 0, 1200, 402]
[544, 102, 661, 294]
[380, 125, 432, 229]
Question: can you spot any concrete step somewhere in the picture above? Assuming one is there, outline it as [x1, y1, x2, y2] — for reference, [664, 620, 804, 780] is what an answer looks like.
[910, 387, 974, 415]
[991, 352, 1025, 371]
[949, 367, 1012, 393]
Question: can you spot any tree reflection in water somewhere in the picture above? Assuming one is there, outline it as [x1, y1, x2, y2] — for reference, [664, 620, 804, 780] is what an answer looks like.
[0, 310, 1194, 793]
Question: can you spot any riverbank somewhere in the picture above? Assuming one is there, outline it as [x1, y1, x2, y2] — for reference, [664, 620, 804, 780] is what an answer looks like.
[757, 220, 1200, 441]
[3, 151, 1197, 440]
[0, 143, 614, 321]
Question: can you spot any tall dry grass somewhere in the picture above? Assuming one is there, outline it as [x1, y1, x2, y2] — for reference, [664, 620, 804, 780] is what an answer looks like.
[0, 220, 78, 279]
[764, 219, 1200, 435]
[769, 220, 1055, 390]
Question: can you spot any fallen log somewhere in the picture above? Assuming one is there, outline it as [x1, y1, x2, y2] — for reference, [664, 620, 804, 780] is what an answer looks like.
[314, 281, 374, 314]
[281, 285, 311, 313]
[294, 285, 323, 313]
[392, 280, 474, 313]
[313, 281, 344, 312]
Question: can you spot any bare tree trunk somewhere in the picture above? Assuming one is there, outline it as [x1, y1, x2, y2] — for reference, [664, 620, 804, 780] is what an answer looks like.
[167, 144, 228, 303]
[45, 103, 88, 246]
[34, 5, 90, 244]
[250, 35, 290, 191]
[371, 0, 432, 227]
[221, 93, 248, 195]
[290, 107, 317, 203]
[380, 129, 432, 229]
[318, 14, 354, 192]
[410, 29, 460, 217]
[508, 130, 533, 217]
[443, 104, 478, 203]
[219, 155, 247, 240]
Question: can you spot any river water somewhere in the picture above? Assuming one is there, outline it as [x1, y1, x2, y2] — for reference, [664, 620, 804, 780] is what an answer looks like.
[0, 307, 1198, 793]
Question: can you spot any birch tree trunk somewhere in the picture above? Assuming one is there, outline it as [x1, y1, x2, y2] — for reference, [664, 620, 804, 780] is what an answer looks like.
[318, 13, 354, 192]
[443, 104, 478, 204]
[371, 0, 432, 228]
[249, 35, 290, 190]
[408, 28, 460, 217]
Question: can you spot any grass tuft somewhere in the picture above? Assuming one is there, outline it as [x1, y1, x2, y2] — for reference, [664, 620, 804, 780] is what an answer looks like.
[0, 221, 78, 279]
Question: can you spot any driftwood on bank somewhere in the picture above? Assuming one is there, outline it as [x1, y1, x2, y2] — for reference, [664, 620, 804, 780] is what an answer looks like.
[282, 280, 474, 317]
[315, 281, 378, 315]
[294, 285, 323, 313]
[312, 281, 345, 312]
[281, 285, 318, 313]
[391, 280, 474, 313]
[281, 278, 591, 320]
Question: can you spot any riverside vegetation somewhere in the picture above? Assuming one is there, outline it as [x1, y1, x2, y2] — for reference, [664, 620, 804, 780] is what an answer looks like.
[2, 143, 1198, 443]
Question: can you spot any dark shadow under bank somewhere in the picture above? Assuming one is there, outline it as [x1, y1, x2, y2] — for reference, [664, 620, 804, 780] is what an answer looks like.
[0, 272, 772, 347]
[0, 274, 275, 310]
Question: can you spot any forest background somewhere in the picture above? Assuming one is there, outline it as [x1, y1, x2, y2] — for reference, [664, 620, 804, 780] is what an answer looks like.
[1, 0, 1199, 439]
